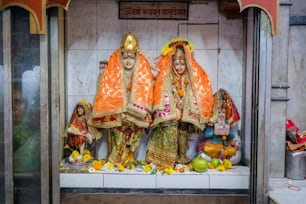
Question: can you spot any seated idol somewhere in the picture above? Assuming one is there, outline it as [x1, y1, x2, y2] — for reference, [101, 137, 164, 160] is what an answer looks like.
[198, 89, 241, 164]
[63, 99, 98, 164]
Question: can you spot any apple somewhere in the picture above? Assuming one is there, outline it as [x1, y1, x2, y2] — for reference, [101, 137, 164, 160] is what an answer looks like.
[192, 157, 208, 173]
[210, 158, 221, 168]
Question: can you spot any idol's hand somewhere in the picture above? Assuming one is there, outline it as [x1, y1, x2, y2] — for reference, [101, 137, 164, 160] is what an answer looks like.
[86, 133, 93, 144]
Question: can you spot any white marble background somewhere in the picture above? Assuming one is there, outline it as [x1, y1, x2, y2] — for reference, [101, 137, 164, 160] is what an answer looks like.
[65, 0, 243, 158]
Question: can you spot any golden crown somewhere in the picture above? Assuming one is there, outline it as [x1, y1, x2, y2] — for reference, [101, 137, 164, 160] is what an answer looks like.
[121, 32, 138, 53]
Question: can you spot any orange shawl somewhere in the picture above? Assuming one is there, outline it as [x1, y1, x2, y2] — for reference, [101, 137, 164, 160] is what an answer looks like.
[154, 45, 214, 124]
[91, 49, 153, 127]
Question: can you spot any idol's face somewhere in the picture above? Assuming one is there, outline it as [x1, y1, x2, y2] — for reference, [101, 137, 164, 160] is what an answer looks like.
[77, 105, 85, 116]
[172, 47, 186, 75]
[122, 52, 136, 70]
[173, 58, 186, 75]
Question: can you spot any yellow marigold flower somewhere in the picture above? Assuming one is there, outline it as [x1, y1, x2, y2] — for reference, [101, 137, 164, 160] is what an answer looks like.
[59, 163, 64, 170]
[108, 163, 114, 170]
[188, 163, 193, 170]
[118, 165, 125, 172]
[92, 160, 103, 170]
[179, 167, 185, 173]
[71, 150, 80, 161]
[144, 165, 152, 173]
[83, 154, 92, 163]
[83, 149, 91, 155]
[217, 165, 226, 172]
[223, 159, 232, 169]
[164, 167, 174, 175]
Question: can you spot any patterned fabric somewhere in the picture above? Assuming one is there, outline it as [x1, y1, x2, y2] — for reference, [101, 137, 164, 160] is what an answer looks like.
[153, 44, 214, 126]
[146, 124, 178, 167]
[90, 49, 153, 128]
[108, 125, 143, 165]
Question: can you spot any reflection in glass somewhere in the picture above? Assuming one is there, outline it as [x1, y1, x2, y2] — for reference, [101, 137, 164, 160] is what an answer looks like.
[11, 7, 41, 203]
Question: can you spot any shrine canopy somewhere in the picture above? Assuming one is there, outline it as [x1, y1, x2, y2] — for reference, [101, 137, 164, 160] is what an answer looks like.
[0, 0, 71, 34]
[237, 0, 279, 34]
[0, 0, 278, 34]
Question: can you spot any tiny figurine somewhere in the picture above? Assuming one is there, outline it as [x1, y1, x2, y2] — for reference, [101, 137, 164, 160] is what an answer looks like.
[198, 88, 241, 164]
[63, 99, 98, 164]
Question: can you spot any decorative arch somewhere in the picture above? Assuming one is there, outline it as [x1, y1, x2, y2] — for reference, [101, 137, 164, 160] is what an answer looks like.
[0, 0, 71, 34]
[236, 0, 279, 34]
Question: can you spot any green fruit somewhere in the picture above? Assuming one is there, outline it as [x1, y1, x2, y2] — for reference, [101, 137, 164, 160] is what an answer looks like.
[210, 158, 221, 168]
[192, 157, 208, 173]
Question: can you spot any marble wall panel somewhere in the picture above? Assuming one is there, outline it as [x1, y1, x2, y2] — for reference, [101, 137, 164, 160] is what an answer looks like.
[290, 0, 306, 16]
[96, 1, 127, 50]
[96, 0, 118, 18]
[178, 24, 219, 49]
[157, 20, 187, 48]
[95, 50, 113, 68]
[96, 20, 128, 50]
[193, 50, 218, 93]
[287, 26, 306, 131]
[219, 15, 243, 50]
[188, 1, 219, 24]
[66, 49, 98, 96]
[218, 50, 243, 97]
[124, 20, 158, 50]
[65, 0, 97, 49]
[270, 103, 287, 177]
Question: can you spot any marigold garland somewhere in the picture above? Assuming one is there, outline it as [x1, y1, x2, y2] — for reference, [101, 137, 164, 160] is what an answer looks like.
[161, 37, 194, 56]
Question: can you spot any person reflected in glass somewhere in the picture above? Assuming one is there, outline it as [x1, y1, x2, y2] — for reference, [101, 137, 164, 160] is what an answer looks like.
[13, 82, 40, 173]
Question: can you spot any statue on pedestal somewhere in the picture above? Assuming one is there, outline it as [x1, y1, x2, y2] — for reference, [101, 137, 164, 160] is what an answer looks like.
[146, 38, 214, 167]
[89, 32, 153, 166]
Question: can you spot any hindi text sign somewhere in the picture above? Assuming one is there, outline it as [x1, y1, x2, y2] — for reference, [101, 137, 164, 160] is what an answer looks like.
[119, 1, 189, 20]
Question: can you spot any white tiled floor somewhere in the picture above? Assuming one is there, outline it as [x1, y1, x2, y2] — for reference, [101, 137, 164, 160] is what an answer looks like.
[60, 166, 249, 189]
[268, 178, 306, 204]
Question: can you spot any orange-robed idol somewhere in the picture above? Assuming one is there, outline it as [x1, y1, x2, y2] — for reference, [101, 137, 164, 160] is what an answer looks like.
[146, 37, 214, 167]
[90, 36, 153, 129]
[89, 32, 153, 165]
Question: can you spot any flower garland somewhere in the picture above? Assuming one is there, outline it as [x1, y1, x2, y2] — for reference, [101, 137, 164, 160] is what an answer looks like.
[161, 37, 194, 56]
